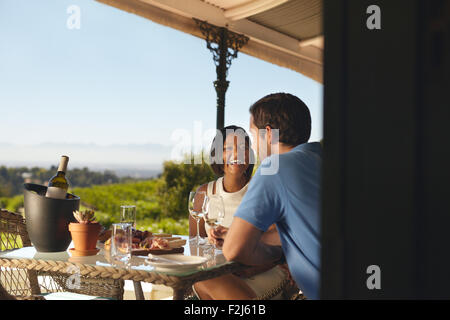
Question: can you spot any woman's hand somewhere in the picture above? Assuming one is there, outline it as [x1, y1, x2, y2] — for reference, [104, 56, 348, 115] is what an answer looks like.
[208, 225, 228, 248]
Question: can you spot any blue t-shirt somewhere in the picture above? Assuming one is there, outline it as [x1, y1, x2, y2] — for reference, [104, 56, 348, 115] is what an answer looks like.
[234, 142, 322, 300]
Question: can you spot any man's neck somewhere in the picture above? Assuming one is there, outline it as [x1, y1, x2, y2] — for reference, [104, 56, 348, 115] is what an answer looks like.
[271, 143, 296, 155]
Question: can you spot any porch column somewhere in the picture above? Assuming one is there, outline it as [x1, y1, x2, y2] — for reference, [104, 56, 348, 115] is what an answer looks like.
[195, 19, 248, 130]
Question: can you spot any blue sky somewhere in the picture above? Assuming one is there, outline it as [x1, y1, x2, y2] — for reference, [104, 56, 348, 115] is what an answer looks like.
[0, 0, 322, 168]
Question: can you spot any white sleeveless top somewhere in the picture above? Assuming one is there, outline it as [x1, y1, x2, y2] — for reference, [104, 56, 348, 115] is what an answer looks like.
[204, 177, 250, 234]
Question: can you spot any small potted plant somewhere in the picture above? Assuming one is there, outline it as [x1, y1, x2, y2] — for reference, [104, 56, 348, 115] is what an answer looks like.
[68, 209, 102, 256]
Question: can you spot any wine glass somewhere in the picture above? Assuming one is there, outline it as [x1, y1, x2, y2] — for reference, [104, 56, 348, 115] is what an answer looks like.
[188, 191, 208, 247]
[203, 194, 225, 251]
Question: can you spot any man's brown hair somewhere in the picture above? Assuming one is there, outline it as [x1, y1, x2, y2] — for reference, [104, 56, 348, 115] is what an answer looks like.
[249, 93, 312, 146]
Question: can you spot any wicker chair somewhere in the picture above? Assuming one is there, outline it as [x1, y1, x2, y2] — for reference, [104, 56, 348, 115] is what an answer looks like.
[284, 285, 307, 300]
[0, 209, 124, 300]
[255, 278, 306, 300]
[184, 272, 306, 300]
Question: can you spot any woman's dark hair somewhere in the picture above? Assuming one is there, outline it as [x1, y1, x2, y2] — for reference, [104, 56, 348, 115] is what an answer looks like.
[249, 93, 311, 146]
[209, 125, 255, 178]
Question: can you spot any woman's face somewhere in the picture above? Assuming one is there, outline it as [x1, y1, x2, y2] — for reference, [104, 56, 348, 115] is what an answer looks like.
[223, 133, 250, 177]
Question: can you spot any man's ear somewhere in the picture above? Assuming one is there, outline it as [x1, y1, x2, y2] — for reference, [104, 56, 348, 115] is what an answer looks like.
[265, 126, 274, 156]
[265, 125, 272, 144]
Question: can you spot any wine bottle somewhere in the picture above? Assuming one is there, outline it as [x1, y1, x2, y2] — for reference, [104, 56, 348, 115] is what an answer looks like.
[45, 156, 69, 199]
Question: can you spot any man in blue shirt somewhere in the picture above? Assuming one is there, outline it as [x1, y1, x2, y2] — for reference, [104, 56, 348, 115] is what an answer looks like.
[221, 93, 322, 300]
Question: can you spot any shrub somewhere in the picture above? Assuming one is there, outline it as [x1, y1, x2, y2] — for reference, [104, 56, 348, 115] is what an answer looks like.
[0, 195, 24, 213]
[72, 180, 162, 222]
[156, 154, 215, 219]
[138, 218, 189, 235]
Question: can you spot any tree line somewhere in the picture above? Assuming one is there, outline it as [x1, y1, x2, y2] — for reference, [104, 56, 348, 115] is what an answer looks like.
[73, 155, 216, 222]
[0, 165, 125, 197]
[1, 155, 218, 234]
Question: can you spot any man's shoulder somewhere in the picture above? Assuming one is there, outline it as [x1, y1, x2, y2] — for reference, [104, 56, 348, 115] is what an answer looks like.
[262, 143, 321, 164]
[254, 143, 321, 180]
[280, 142, 322, 166]
[289, 142, 322, 157]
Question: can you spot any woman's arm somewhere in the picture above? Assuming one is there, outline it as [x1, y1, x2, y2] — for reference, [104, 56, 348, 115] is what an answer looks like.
[189, 214, 208, 237]
[188, 184, 208, 238]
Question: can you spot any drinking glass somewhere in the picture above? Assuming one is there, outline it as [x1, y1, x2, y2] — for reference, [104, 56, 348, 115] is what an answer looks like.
[110, 223, 132, 266]
[203, 195, 225, 251]
[120, 205, 136, 229]
[188, 191, 208, 247]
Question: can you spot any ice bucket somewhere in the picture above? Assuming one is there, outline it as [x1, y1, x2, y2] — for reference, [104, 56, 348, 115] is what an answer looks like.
[23, 183, 79, 252]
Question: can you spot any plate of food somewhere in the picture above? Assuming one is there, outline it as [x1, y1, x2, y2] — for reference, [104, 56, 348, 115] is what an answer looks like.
[102, 229, 187, 255]
[145, 254, 208, 272]
[132, 236, 187, 255]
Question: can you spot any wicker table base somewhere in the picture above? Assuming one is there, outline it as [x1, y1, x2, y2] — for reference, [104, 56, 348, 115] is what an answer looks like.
[0, 257, 247, 300]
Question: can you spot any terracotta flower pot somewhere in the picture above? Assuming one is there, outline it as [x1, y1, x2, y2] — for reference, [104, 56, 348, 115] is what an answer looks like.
[69, 222, 101, 254]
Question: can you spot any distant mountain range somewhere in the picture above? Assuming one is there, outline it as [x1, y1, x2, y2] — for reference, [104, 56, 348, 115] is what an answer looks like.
[0, 142, 184, 178]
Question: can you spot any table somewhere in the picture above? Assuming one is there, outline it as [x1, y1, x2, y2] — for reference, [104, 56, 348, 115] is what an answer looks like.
[0, 236, 248, 300]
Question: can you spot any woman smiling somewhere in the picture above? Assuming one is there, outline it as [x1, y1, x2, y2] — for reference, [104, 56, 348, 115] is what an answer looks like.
[189, 125, 288, 300]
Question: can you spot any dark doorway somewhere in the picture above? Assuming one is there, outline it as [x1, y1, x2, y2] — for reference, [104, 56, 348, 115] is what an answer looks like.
[321, 0, 450, 299]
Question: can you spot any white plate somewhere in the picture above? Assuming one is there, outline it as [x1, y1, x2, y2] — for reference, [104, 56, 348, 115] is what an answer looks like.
[145, 254, 208, 272]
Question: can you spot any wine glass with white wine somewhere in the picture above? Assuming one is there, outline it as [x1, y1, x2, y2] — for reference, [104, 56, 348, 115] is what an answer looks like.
[203, 194, 225, 251]
[188, 191, 208, 247]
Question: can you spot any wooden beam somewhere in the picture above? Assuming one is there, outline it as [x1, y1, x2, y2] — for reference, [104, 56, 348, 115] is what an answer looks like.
[224, 0, 290, 21]
[142, 0, 323, 64]
[299, 35, 324, 48]
[95, 0, 323, 83]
